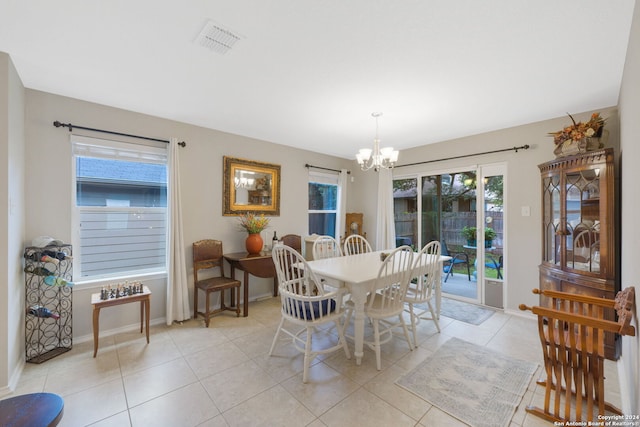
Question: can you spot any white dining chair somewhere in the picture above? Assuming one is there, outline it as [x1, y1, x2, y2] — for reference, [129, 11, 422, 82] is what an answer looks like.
[404, 240, 441, 347]
[343, 234, 373, 256]
[344, 245, 414, 370]
[270, 244, 351, 383]
[311, 235, 343, 260]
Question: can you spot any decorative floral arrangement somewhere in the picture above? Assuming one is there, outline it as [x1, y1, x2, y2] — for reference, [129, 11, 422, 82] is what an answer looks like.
[237, 212, 270, 234]
[549, 113, 605, 145]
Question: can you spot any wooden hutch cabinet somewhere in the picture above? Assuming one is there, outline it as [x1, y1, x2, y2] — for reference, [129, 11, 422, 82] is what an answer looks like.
[538, 148, 619, 359]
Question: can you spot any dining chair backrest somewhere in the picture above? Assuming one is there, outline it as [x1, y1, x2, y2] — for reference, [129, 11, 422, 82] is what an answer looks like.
[409, 240, 441, 301]
[272, 245, 322, 297]
[367, 245, 414, 314]
[312, 235, 343, 260]
[281, 234, 302, 252]
[343, 234, 373, 256]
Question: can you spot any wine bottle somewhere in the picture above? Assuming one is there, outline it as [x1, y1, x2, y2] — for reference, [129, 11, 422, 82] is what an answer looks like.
[24, 266, 54, 276]
[44, 275, 74, 287]
[272, 231, 278, 248]
[28, 305, 60, 319]
[42, 250, 72, 260]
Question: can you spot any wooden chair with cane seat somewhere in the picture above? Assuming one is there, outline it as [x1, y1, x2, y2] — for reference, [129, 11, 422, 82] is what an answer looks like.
[193, 239, 241, 327]
[519, 287, 635, 424]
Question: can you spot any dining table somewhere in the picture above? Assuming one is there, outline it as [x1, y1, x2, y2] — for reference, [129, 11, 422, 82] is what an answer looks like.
[305, 249, 450, 365]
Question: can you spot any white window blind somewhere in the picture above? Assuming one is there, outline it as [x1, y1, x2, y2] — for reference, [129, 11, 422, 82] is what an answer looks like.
[72, 135, 168, 280]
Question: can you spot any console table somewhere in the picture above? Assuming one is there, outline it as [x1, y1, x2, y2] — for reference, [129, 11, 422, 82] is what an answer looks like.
[91, 286, 151, 357]
[223, 252, 277, 317]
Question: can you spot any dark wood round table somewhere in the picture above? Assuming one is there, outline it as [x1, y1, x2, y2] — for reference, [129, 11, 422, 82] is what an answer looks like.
[0, 392, 63, 427]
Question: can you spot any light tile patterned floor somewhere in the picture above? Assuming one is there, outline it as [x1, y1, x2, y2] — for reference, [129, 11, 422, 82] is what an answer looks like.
[5, 297, 621, 427]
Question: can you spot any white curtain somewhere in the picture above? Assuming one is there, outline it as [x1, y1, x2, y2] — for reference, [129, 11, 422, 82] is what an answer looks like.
[166, 137, 190, 325]
[375, 168, 396, 250]
[337, 169, 349, 240]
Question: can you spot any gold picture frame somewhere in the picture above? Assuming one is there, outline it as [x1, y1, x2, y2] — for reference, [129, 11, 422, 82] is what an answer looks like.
[223, 156, 281, 216]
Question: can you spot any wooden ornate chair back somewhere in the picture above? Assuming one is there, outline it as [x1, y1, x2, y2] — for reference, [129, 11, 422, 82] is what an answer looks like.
[192, 239, 241, 327]
[281, 234, 302, 252]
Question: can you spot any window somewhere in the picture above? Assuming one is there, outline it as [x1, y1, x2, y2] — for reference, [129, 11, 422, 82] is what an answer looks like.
[72, 136, 168, 280]
[308, 171, 339, 238]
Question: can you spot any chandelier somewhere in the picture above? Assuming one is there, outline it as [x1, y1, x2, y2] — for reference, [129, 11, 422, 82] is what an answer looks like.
[356, 112, 399, 171]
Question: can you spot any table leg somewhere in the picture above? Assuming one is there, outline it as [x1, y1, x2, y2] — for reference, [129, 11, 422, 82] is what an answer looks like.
[139, 300, 144, 333]
[92, 307, 100, 358]
[243, 271, 249, 317]
[349, 287, 367, 365]
[144, 297, 150, 343]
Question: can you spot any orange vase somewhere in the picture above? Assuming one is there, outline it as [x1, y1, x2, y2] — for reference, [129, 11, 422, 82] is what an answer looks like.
[245, 233, 263, 255]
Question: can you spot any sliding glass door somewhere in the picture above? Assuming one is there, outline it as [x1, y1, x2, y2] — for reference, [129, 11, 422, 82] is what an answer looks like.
[393, 165, 506, 306]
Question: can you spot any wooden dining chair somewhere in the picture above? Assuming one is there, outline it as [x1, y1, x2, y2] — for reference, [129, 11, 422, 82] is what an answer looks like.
[270, 245, 351, 382]
[345, 245, 414, 370]
[404, 240, 441, 347]
[193, 239, 241, 327]
[343, 234, 372, 256]
[281, 234, 302, 252]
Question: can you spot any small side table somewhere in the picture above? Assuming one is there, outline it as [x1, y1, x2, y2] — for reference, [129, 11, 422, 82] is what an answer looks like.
[0, 392, 63, 427]
[91, 286, 151, 357]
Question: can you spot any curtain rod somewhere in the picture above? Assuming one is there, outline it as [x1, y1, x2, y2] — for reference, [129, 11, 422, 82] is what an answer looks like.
[305, 163, 351, 174]
[53, 121, 186, 147]
[394, 144, 530, 168]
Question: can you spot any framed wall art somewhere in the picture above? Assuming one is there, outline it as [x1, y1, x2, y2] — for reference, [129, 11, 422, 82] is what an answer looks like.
[223, 156, 281, 216]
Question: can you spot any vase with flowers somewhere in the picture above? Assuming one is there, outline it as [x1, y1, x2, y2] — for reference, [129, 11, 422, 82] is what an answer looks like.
[238, 212, 270, 254]
[549, 112, 607, 158]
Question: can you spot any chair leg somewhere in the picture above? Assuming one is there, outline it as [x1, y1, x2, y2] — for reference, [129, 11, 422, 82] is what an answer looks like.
[426, 301, 441, 333]
[269, 318, 285, 356]
[194, 287, 199, 320]
[399, 314, 413, 352]
[466, 263, 471, 280]
[409, 303, 418, 348]
[220, 289, 225, 310]
[335, 319, 351, 359]
[204, 291, 211, 328]
[373, 319, 382, 371]
[302, 326, 313, 383]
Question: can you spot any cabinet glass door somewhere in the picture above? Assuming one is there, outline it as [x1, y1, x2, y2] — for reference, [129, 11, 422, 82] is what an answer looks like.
[564, 168, 601, 274]
[542, 173, 561, 265]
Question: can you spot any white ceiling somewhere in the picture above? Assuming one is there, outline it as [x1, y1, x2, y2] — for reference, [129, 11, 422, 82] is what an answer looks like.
[0, 1, 635, 160]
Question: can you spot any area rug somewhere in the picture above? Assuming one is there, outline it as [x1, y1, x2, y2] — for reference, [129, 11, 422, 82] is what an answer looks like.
[396, 338, 537, 427]
[439, 297, 495, 325]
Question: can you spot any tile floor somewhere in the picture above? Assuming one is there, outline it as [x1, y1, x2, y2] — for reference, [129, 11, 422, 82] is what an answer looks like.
[6, 297, 622, 427]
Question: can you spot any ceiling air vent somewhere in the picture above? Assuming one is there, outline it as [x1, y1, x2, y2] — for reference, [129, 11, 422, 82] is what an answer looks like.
[195, 20, 242, 55]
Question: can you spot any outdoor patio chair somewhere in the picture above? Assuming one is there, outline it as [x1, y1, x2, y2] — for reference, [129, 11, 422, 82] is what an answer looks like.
[441, 240, 471, 282]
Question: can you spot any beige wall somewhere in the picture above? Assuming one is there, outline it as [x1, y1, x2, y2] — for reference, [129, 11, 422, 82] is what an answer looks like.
[361, 107, 619, 314]
[23, 89, 355, 342]
[618, 0, 640, 415]
[0, 52, 26, 394]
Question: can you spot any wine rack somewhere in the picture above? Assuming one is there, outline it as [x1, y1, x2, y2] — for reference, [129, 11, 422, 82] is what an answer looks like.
[24, 244, 73, 363]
